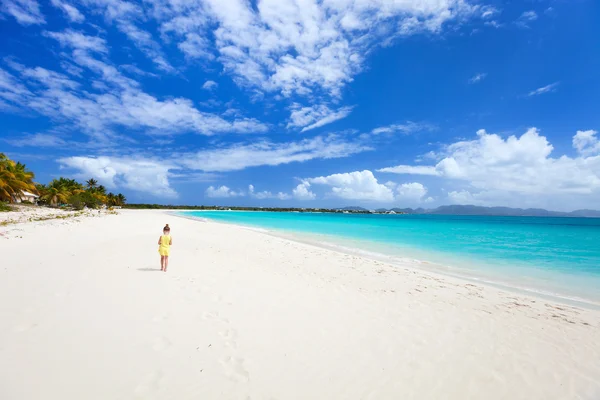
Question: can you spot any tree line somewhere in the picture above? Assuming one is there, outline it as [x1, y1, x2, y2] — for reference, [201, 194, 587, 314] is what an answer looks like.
[0, 153, 126, 209]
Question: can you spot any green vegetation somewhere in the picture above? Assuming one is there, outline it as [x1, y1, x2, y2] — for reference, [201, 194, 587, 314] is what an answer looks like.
[0, 153, 36, 203]
[0, 153, 126, 209]
[0, 202, 13, 212]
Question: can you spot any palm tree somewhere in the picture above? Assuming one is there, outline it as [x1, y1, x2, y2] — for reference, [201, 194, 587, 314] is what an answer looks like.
[56, 178, 84, 194]
[0, 153, 37, 203]
[116, 193, 126, 206]
[37, 178, 84, 207]
[86, 178, 98, 190]
[39, 185, 70, 206]
[106, 192, 116, 206]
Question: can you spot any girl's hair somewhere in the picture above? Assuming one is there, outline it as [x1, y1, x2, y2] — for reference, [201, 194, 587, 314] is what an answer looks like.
[163, 224, 170, 231]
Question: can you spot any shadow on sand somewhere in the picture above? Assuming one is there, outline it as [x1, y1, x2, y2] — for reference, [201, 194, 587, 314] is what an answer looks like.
[137, 267, 162, 272]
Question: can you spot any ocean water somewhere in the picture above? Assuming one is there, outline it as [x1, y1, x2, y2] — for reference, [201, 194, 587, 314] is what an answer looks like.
[181, 211, 600, 306]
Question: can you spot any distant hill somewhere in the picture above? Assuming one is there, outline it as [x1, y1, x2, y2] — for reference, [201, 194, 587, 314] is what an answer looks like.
[343, 204, 600, 217]
[568, 209, 600, 218]
[337, 206, 369, 212]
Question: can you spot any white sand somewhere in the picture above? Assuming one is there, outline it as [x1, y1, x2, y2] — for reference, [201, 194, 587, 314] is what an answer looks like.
[1, 209, 599, 400]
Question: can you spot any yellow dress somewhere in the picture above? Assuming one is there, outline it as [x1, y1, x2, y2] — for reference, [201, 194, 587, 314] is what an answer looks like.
[158, 234, 171, 256]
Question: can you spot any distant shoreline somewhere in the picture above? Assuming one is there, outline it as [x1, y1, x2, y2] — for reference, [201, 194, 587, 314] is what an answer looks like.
[124, 204, 600, 218]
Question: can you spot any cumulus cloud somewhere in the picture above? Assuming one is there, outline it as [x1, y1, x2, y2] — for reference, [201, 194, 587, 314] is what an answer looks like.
[305, 170, 395, 202]
[205, 185, 244, 198]
[573, 130, 600, 157]
[1, 0, 45, 25]
[396, 182, 430, 202]
[287, 103, 353, 132]
[292, 182, 316, 200]
[378, 127, 600, 209]
[528, 82, 559, 97]
[58, 155, 177, 198]
[248, 184, 291, 200]
[298, 170, 433, 204]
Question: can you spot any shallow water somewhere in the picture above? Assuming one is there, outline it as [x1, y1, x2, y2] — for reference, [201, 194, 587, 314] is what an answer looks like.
[181, 211, 600, 305]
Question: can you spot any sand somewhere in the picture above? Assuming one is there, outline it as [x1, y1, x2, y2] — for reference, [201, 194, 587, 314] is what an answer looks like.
[1, 209, 599, 400]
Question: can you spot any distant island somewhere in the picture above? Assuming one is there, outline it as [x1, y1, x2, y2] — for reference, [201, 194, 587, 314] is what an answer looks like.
[124, 204, 600, 218]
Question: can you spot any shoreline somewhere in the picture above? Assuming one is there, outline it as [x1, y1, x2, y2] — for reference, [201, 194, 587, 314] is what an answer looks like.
[2, 209, 599, 399]
[173, 211, 600, 310]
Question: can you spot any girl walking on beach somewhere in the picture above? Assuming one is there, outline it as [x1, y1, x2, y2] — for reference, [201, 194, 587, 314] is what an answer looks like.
[158, 224, 172, 272]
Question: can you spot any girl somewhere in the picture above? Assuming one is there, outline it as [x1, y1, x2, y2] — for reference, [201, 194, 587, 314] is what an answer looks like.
[158, 224, 172, 272]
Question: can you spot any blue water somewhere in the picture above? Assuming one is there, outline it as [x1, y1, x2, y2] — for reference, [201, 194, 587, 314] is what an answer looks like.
[181, 211, 600, 305]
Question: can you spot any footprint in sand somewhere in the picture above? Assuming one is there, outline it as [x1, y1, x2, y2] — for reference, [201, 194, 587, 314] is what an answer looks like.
[219, 355, 250, 383]
[219, 328, 238, 350]
[202, 311, 230, 324]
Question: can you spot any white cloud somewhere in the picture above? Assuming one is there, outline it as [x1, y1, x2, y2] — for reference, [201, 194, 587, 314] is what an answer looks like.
[378, 165, 440, 175]
[528, 82, 559, 97]
[378, 127, 600, 210]
[248, 184, 291, 200]
[516, 10, 537, 28]
[573, 130, 600, 157]
[481, 6, 499, 19]
[44, 30, 108, 53]
[50, 0, 85, 23]
[58, 155, 177, 198]
[151, 0, 487, 97]
[178, 33, 214, 60]
[179, 134, 370, 172]
[447, 189, 475, 204]
[299, 170, 433, 204]
[202, 80, 218, 90]
[292, 182, 316, 200]
[0, 31, 269, 141]
[287, 104, 353, 132]
[119, 64, 159, 78]
[205, 185, 244, 198]
[306, 170, 395, 202]
[396, 182, 428, 202]
[48, 132, 368, 198]
[371, 121, 435, 135]
[1, 0, 45, 25]
[79, 0, 174, 72]
[4, 133, 68, 147]
[468, 73, 487, 84]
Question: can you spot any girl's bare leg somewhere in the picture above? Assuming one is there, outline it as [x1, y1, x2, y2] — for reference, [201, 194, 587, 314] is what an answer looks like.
[164, 256, 168, 272]
[160, 256, 165, 271]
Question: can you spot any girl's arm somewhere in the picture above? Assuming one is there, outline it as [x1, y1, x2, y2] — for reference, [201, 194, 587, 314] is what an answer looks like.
[158, 236, 162, 245]
[169, 237, 173, 245]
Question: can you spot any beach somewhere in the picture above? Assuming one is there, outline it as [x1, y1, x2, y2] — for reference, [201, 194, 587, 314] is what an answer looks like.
[1, 209, 599, 399]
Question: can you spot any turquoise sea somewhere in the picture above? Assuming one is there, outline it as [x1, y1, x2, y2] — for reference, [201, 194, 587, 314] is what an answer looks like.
[181, 211, 600, 306]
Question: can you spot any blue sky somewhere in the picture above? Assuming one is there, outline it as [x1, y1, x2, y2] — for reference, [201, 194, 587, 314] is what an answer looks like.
[1, 0, 599, 210]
